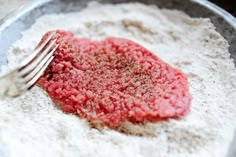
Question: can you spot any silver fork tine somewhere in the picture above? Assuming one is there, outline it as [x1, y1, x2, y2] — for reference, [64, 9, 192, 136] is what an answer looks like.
[24, 56, 55, 90]
[19, 44, 59, 85]
[18, 38, 58, 76]
[0, 31, 59, 98]
[19, 31, 56, 68]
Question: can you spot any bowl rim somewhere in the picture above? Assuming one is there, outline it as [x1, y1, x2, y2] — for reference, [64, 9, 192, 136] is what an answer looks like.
[0, 0, 235, 31]
[193, 0, 236, 28]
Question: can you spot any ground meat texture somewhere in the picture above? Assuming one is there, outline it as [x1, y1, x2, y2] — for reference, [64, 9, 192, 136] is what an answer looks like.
[38, 30, 192, 127]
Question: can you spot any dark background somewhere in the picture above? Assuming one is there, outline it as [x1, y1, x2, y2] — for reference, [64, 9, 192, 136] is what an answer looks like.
[210, 0, 236, 17]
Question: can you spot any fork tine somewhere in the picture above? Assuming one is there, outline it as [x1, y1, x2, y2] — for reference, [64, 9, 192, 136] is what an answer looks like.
[19, 31, 56, 68]
[21, 56, 55, 91]
[18, 39, 58, 76]
[19, 44, 59, 85]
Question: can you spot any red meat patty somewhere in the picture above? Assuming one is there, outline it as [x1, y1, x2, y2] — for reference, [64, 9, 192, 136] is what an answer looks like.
[38, 30, 191, 127]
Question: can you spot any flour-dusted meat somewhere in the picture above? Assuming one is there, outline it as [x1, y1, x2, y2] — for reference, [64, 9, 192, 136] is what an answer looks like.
[38, 30, 192, 127]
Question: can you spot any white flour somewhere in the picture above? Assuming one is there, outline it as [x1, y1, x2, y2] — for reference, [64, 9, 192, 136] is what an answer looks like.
[0, 2, 236, 157]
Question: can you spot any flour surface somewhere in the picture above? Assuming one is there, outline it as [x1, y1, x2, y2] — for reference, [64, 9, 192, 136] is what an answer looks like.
[0, 2, 236, 157]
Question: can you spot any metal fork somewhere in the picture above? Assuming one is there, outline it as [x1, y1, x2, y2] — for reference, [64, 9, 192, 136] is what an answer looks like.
[0, 31, 58, 98]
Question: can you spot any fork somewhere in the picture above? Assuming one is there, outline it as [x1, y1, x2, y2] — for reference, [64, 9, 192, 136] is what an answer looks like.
[0, 31, 58, 98]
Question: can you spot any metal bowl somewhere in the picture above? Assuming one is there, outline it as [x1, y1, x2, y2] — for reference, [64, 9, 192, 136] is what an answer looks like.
[0, 0, 235, 156]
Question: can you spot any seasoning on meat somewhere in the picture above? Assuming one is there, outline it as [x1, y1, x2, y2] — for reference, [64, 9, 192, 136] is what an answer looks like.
[38, 30, 192, 127]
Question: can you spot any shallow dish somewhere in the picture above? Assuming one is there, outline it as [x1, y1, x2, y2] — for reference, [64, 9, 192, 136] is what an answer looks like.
[0, 0, 235, 156]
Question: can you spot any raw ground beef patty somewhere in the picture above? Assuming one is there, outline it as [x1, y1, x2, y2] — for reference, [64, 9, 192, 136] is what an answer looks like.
[38, 30, 191, 127]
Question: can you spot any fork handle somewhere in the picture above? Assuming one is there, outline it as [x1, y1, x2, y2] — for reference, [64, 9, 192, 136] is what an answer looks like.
[0, 71, 20, 99]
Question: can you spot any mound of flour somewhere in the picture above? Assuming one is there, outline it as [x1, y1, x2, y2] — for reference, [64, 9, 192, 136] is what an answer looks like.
[0, 2, 236, 157]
